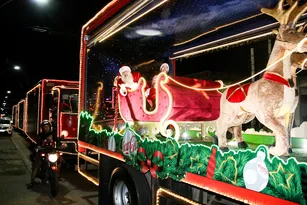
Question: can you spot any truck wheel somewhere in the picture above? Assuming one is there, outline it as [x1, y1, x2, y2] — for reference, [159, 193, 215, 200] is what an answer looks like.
[109, 167, 151, 205]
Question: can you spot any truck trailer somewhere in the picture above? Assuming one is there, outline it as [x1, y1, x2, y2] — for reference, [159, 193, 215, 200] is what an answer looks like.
[24, 79, 79, 155]
[76, 0, 307, 205]
[17, 99, 25, 131]
[12, 104, 17, 129]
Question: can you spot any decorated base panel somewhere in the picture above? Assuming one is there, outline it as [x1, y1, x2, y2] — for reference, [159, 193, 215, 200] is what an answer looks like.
[79, 112, 307, 205]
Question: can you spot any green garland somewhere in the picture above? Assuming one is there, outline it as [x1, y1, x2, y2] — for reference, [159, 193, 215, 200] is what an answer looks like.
[179, 143, 211, 176]
[264, 157, 304, 204]
[79, 112, 307, 205]
[79, 112, 123, 151]
[214, 148, 257, 187]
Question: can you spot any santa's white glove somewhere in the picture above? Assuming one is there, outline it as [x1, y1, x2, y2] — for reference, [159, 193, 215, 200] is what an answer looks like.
[119, 84, 127, 96]
[145, 88, 150, 97]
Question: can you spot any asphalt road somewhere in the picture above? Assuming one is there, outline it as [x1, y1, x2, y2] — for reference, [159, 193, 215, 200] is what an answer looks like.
[0, 131, 98, 205]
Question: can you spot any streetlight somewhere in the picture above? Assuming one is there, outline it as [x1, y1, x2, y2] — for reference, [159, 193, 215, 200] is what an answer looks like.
[32, 0, 49, 6]
[14, 65, 20, 70]
[7, 91, 11, 94]
[5, 96, 8, 99]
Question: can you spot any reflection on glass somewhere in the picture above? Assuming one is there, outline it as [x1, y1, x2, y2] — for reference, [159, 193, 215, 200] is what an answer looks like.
[60, 90, 78, 113]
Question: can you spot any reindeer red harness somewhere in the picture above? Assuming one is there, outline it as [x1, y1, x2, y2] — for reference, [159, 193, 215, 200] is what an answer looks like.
[262, 72, 290, 87]
[226, 72, 291, 103]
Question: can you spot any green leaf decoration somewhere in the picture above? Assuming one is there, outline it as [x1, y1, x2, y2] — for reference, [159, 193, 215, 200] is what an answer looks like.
[180, 143, 211, 176]
[264, 157, 305, 204]
[78, 112, 307, 205]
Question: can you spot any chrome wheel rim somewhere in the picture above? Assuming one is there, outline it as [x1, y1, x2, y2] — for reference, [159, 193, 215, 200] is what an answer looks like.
[113, 180, 131, 205]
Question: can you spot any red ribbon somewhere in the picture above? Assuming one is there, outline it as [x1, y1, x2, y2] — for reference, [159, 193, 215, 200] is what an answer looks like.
[263, 72, 290, 87]
[137, 147, 164, 178]
[206, 147, 217, 179]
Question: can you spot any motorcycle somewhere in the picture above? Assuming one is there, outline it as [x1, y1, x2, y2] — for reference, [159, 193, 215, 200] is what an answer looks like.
[35, 138, 64, 197]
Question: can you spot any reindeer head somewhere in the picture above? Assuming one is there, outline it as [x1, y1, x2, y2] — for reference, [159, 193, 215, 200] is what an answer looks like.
[261, 0, 307, 52]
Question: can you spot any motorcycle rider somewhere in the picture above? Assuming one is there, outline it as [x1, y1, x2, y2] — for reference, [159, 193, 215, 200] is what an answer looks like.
[27, 120, 64, 188]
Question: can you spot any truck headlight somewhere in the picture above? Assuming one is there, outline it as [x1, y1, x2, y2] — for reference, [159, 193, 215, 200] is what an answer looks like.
[48, 154, 58, 163]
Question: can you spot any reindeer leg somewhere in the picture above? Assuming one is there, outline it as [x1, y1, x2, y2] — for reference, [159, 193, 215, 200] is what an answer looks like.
[214, 118, 229, 152]
[287, 112, 295, 154]
[233, 125, 248, 149]
[265, 117, 289, 156]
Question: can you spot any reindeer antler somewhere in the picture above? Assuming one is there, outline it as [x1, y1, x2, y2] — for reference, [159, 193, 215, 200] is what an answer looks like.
[261, 0, 307, 28]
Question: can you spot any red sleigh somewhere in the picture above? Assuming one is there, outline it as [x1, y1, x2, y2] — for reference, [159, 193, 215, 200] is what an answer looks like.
[118, 73, 222, 140]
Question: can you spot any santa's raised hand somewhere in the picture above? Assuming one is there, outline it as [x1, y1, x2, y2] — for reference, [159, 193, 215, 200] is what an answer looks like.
[119, 84, 128, 96]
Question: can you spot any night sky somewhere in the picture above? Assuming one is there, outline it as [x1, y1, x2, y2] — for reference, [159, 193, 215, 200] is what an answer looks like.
[0, 0, 110, 115]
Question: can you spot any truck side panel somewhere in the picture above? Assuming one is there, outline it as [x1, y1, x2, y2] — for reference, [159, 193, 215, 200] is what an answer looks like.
[18, 101, 24, 131]
[12, 105, 17, 128]
[26, 87, 40, 140]
[98, 154, 244, 205]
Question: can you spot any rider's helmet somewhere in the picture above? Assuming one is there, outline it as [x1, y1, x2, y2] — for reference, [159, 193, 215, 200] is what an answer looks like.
[40, 120, 52, 134]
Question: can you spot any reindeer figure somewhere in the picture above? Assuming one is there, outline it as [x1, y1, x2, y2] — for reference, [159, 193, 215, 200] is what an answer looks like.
[213, 0, 307, 156]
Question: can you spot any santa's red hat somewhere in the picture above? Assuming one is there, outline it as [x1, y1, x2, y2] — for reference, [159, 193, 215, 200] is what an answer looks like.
[119, 66, 131, 75]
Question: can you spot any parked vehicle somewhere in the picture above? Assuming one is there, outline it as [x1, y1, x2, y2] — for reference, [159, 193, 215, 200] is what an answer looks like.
[0, 118, 13, 136]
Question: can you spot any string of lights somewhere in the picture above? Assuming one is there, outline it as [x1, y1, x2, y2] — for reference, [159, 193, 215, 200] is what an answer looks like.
[168, 43, 304, 91]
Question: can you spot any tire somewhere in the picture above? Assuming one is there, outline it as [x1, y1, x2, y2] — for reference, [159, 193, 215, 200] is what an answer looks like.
[50, 169, 59, 197]
[109, 167, 151, 205]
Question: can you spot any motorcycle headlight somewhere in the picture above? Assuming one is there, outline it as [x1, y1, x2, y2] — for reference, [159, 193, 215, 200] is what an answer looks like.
[48, 154, 58, 163]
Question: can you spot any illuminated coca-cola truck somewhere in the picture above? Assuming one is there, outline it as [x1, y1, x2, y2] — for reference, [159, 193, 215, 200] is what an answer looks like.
[77, 0, 307, 204]
[24, 79, 79, 155]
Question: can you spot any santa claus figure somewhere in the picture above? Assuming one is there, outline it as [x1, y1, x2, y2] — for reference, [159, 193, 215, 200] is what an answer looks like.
[115, 66, 142, 96]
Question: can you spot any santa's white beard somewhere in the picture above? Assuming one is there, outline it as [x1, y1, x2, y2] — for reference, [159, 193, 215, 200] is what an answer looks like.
[122, 73, 134, 85]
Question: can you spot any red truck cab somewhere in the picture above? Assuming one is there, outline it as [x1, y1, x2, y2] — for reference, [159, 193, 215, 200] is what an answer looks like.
[25, 79, 79, 156]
